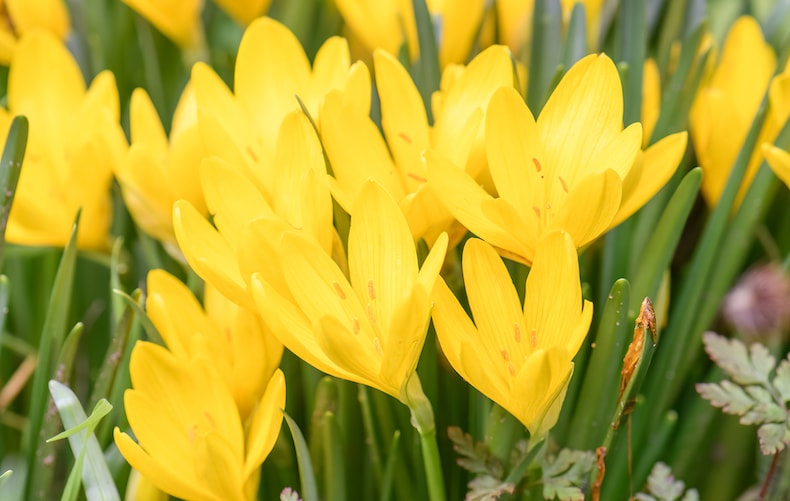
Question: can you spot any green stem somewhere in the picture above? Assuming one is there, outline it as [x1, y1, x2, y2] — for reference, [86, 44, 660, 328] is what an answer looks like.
[403, 375, 446, 501]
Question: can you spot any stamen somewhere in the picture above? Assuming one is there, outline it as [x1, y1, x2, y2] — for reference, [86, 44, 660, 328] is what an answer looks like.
[407, 172, 427, 182]
[508, 363, 517, 377]
[352, 317, 360, 334]
[514, 324, 521, 343]
[530, 328, 538, 348]
[187, 424, 198, 442]
[532, 206, 541, 218]
[500, 349, 510, 361]
[203, 411, 216, 428]
[367, 303, 377, 325]
[558, 176, 569, 193]
[532, 157, 542, 172]
[368, 280, 376, 299]
[399, 132, 413, 144]
[246, 146, 259, 162]
[333, 281, 346, 300]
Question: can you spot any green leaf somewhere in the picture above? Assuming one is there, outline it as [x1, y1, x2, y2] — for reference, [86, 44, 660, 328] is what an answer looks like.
[757, 422, 790, 455]
[24, 211, 80, 487]
[0, 115, 28, 271]
[380, 430, 400, 501]
[466, 475, 515, 501]
[773, 357, 790, 403]
[411, 0, 440, 124]
[283, 411, 318, 501]
[527, 0, 562, 113]
[48, 381, 118, 501]
[112, 289, 163, 345]
[541, 449, 595, 501]
[635, 462, 698, 501]
[447, 426, 502, 477]
[701, 332, 775, 385]
[696, 381, 755, 416]
[320, 411, 346, 501]
[0, 470, 12, 490]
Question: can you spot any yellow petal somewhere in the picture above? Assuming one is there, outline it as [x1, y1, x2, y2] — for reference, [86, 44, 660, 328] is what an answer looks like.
[537, 54, 626, 183]
[306, 36, 353, 116]
[550, 170, 621, 249]
[129, 88, 168, 151]
[764, 144, 790, 189]
[213, 0, 270, 26]
[434, 0, 488, 66]
[426, 150, 535, 262]
[380, 287, 431, 396]
[320, 91, 406, 201]
[201, 156, 274, 249]
[121, 0, 201, 47]
[173, 200, 252, 309]
[485, 86, 545, 218]
[7, 0, 70, 40]
[374, 49, 430, 191]
[272, 111, 333, 254]
[194, 431, 246, 500]
[348, 180, 418, 331]
[611, 131, 688, 228]
[314, 314, 384, 391]
[463, 238, 528, 363]
[523, 231, 592, 357]
[243, 369, 286, 479]
[511, 347, 573, 434]
[114, 429, 207, 501]
[235, 17, 309, 148]
[641, 58, 660, 146]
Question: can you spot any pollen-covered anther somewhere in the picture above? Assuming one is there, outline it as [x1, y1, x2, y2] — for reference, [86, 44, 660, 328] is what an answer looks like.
[203, 411, 217, 428]
[532, 157, 542, 172]
[399, 132, 413, 144]
[530, 328, 538, 348]
[187, 424, 198, 443]
[333, 281, 346, 300]
[352, 317, 360, 334]
[368, 280, 376, 299]
[407, 172, 427, 182]
[508, 362, 516, 377]
[532, 206, 541, 218]
[245, 145, 259, 162]
[514, 324, 522, 343]
[366, 303, 377, 325]
[500, 349, 510, 361]
[558, 176, 569, 193]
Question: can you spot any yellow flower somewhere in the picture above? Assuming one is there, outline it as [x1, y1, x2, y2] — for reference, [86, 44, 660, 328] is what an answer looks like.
[250, 180, 448, 403]
[494, 0, 602, 55]
[121, 0, 202, 48]
[115, 85, 207, 256]
[191, 16, 367, 195]
[764, 145, 790, 189]
[114, 269, 284, 500]
[144, 269, 283, 419]
[426, 53, 687, 265]
[431, 231, 592, 436]
[213, 0, 271, 26]
[0, 30, 125, 249]
[334, 0, 487, 67]
[320, 45, 514, 245]
[0, 0, 70, 65]
[114, 344, 285, 501]
[642, 58, 660, 148]
[174, 109, 334, 310]
[689, 16, 789, 207]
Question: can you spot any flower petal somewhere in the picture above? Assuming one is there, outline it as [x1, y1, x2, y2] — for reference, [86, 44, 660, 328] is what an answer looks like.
[243, 369, 286, 478]
[550, 170, 621, 249]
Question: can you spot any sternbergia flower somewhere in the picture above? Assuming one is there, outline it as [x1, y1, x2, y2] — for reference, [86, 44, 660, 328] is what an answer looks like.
[115, 85, 206, 257]
[321, 45, 514, 245]
[174, 109, 333, 310]
[114, 270, 284, 501]
[690, 16, 790, 207]
[121, 0, 202, 48]
[426, 53, 687, 265]
[191, 16, 367, 192]
[431, 231, 592, 437]
[764, 145, 790, 189]
[333, 0, 486, 67]
[0, 0, 70, 65]
[1, 30, 125, 249]
[250, 180, 448, 404]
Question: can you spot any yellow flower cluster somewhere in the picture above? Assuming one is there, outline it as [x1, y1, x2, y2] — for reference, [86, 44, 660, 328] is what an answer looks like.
[5, 3, 790, 499]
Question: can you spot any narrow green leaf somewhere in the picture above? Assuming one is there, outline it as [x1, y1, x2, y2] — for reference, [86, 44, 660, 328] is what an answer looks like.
[112, 289, 163, 345]
[565, 279, 631, 450]
[24, 211, 80, 491]
[108, 238, 125, 327]
[0, 115, 28, 271]
[321, 411, 346, 501]
[0, 275, 10, 358]
[411, 0, 441, 124]
[629, 168, 702, 316]
[0, 455, 25, 501]
[48, 381, 119, 501]
[380, 430, 401, 501]
[283, 411, 318, 501]
[527, 0, 562, 113]
[562, 3, 588, 68]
